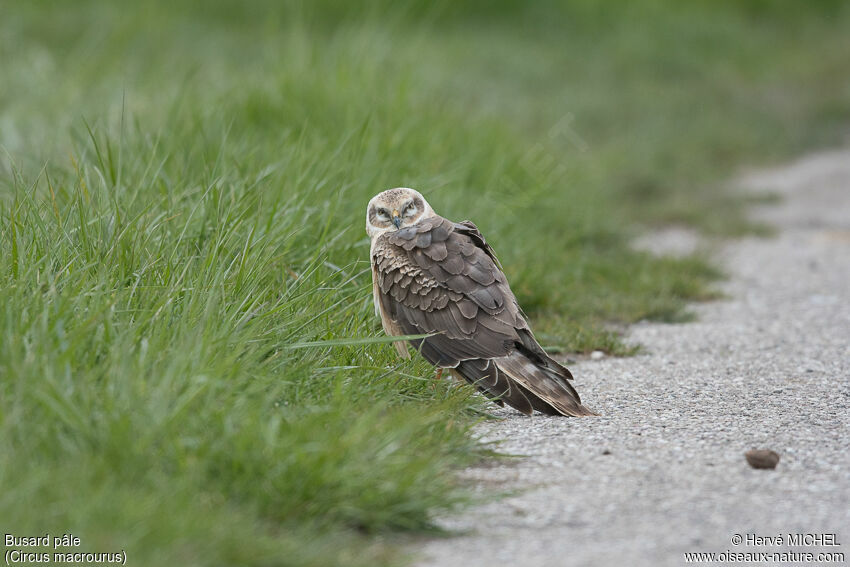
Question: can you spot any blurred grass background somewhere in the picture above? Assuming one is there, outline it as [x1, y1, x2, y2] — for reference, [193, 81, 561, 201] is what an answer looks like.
[1, 1, 849, 565]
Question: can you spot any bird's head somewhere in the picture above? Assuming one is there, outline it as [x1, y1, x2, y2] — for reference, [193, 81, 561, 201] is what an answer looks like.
[366, 187, 435, 238]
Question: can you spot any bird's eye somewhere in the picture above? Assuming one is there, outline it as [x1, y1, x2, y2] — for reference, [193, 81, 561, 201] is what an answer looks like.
[403, 203, 416, 217]
[376, 208, 390, 221]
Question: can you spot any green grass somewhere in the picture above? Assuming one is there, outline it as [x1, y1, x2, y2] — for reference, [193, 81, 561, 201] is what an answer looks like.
[2, 1, 849, 565]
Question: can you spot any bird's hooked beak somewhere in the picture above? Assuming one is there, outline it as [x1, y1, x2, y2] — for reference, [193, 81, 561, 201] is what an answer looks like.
[391, 209, 402, 229]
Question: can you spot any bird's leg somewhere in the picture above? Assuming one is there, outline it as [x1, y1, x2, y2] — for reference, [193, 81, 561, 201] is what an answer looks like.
[430, 367, 444, 390]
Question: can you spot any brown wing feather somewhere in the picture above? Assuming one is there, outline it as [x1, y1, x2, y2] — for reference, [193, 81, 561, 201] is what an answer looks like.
[373, 217, 520, 364]
[371, 215, 594, 416]
[373, 263, 410, 359]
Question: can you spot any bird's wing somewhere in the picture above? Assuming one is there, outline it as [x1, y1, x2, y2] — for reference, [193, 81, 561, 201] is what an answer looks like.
[372, 262, 410, 359]
[372, 216, 594, 417]
[372, 216, 523, 367]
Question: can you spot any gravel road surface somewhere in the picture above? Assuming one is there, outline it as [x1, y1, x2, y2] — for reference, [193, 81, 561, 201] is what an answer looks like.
[414, 149, 850, 566]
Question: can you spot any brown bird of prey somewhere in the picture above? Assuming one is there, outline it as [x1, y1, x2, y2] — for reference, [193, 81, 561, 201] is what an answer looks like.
[366, 187, 595, 416]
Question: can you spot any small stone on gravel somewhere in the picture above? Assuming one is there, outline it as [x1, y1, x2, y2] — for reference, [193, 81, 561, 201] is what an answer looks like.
[745, 449, 780, 469]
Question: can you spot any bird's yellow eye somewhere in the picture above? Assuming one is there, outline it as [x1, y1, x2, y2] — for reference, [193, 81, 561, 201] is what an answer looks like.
[376, 208, 390, 222]
[403, 203, 416, 217]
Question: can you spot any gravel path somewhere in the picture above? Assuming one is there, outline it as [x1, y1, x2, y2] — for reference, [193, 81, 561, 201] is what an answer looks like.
[414, 149, 850, 566]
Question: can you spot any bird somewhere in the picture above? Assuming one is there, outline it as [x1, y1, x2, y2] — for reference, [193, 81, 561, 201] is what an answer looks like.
[366, 187, 595, 417]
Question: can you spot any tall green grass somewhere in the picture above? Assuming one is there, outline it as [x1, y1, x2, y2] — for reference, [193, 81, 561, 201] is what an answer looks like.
[1, 1, 849, 565]
[1, 123, 486, 565]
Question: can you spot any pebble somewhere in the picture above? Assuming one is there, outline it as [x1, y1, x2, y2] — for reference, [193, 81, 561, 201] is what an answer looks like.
[745, 449, 781, 469]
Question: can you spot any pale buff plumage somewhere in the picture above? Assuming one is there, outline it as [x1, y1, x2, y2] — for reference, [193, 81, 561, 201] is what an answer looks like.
[366, 188, 595, 417]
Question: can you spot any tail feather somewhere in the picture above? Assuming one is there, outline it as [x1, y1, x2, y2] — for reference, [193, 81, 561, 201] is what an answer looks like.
[495, 351, 597, 417]
[453, 359, 534, 416]
[512, 381, 564, 416]
[451, 351, 597, 417]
